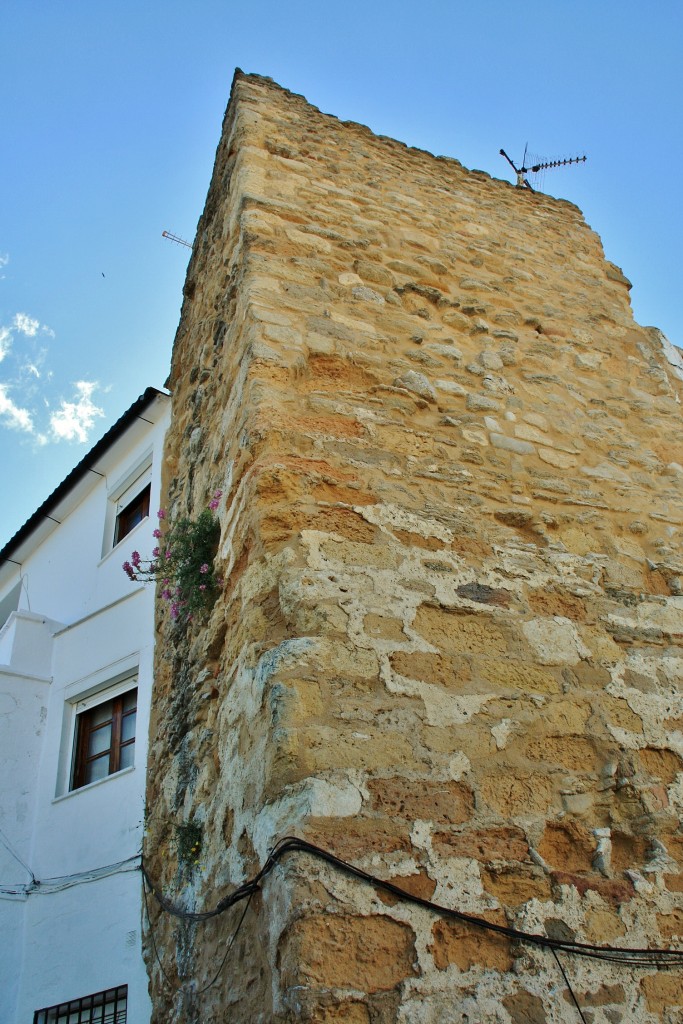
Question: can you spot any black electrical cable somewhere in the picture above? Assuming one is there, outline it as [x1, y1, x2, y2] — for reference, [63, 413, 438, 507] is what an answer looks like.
[142, 869, 175, 991]
[551, 948, 588, 1024]
[141, 835, 683, 969]
[1, 854, 141, 897]
[194, 889, 255, 996]
[142, 866, 256, 996]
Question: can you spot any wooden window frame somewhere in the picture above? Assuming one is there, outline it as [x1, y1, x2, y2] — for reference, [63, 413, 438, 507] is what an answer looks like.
[113, 482, 150, 546]
[71, 689, 137, 791]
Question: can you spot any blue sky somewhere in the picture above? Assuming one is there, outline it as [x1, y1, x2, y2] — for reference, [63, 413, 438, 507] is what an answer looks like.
[1, 0, 681, 543]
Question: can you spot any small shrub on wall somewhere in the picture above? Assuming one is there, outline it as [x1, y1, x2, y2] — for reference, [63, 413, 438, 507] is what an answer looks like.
[123, 491, 223, 622]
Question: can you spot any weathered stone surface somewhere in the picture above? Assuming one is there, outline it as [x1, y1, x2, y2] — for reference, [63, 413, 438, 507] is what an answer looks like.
[480, 769, 556, 816]
[502, 991, 548, 1024]
[521, 616, 590, 666]
[144, 72, 683, 1024]
[376, 869, 437, 907]
[538, 820, 594, 872]
[305, 818, 412, 859]
[367, 777, 474, 824]
[481, 864, 552, 905]
[309, 1004, 370, 1024]
[639, 746, 683, 783]
[393, 369, 437, 402]
[429, 915, 513, 971]
[475, 659, 561, 694]
[656, 909, 683, 942]
[432, 825, 530, 862]
[641, 974, 683, 1012]
[390, 650, 471, 688]
[412, 605, 508, 654]
[490, 432, 536, 455]
[282, 915, 418, 993]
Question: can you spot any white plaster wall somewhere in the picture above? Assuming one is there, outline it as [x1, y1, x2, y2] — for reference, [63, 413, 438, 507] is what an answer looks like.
[7, 420, 167, 626]
[0, 664, 49, 1024]
[16, 493, 108, 624]
[14, 873, 152, 1024]
[5, 582, 157, 1024]
[0, 665, 50, 868]
[0, 900, 26, 1024]
[0, 398, 169, 1024]
[34, 588, 153, 875]
[0, 613, 59, 680]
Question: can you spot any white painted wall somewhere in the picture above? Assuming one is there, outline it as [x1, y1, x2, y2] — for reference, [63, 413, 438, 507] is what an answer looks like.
[0, 393, 169, 1024]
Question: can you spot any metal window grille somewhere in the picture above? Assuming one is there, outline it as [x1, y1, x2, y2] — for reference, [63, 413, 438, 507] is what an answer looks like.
[34, 985, 127, 1024]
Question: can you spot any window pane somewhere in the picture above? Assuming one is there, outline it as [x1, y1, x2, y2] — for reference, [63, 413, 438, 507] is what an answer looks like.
[122, 691, 137, 713]
[85, 754, 110, 785]
[119, 743, 135, 770]
[71, 687, 137, 791]
[88, 723, 112, 757]
[121, 711, 136, 743]
[89, 701, 113, 728]
[115, 483, 151, 544]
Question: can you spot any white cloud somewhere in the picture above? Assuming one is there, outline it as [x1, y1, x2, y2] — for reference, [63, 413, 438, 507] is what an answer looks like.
[19, 345, 48, 381]
[14, 313, 40, 337]
[49, 380, 105, 443]
[0, 301, 105, 447]
[0, 327, 11, 362]
[0, 383, 34, 433]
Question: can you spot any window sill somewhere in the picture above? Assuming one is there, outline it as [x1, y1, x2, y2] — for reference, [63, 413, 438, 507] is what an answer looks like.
[98, 516, 150, 567]
[53, 764, 135, 803]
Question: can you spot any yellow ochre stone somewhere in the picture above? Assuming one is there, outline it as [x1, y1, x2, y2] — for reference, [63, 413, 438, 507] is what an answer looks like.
[144, 71, 683, 1023]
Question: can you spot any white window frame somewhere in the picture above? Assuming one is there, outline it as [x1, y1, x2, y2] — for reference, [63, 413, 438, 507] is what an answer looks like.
[55, 658, 139, 798]
[101, 450, 153, 558]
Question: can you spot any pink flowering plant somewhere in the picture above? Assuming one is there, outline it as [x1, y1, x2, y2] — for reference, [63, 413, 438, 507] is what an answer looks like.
[123, 491, 223, 622]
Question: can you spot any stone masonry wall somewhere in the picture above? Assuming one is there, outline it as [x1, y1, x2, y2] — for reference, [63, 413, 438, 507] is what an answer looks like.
[143, 72, 683, 1023]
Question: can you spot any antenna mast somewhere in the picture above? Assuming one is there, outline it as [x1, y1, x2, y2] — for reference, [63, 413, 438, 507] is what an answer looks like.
[162, 230, 192, 249]
[499, 148, 587, 192]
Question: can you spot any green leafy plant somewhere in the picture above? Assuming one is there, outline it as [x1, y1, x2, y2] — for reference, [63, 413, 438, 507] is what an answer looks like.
[123, 491, 223, 621]
[174, 821, 203, 868]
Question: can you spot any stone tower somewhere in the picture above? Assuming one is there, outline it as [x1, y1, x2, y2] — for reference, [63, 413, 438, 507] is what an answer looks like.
[143, 71, 683, 1022]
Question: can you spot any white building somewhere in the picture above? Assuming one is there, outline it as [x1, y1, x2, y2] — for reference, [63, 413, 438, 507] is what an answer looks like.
[0, 387, 170, 1024]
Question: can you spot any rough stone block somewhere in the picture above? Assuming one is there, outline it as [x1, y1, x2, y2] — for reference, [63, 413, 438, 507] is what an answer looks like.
[412, 605, 508, 654]
[367, 777, 474, 824]
[480, 769, 556, 816]
[481, 865, 552, 905]
[538, 820, 594, 873]
[429, 916, 513, 972]
[390, 650, 471, 688]
[502, 991, 548, 1024]
[282, 914, 418, 993]
[490, 432, 536, 455]
[641, 974, 683, 1012]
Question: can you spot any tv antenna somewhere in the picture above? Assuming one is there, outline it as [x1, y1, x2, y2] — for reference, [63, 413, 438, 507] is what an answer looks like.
[499, 145, 587, 192]
[162, 230, 192, 249]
